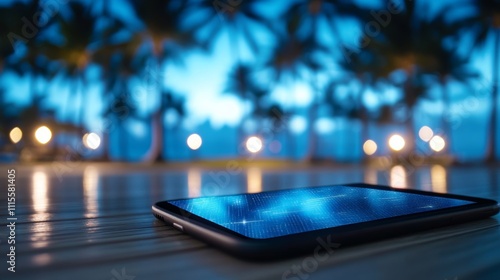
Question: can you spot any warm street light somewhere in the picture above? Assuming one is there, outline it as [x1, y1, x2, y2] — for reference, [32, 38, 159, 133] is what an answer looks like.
[363, 139, 377, 156]
[429, 135, 446, 152]
[35, 126, 52, 144]
[418, 126, 434, 142]
[246, 136, 263, 153]
[187, 133, 202, 150]
[83, 133, 101, 150]
[388, 134, 405, 151]
[9, 127, 23, 144]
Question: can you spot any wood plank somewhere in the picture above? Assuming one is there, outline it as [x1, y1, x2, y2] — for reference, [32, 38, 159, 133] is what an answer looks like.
[0, 163, 499, 280]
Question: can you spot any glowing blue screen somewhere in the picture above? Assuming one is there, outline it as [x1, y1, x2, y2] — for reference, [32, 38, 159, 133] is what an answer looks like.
[169, 186, 473, 239]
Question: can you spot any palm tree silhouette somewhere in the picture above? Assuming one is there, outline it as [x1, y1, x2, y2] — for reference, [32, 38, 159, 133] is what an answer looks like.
[347, 5, 474, 158]
[225, 63, 288, 153]
[0, 1, 41, 70]
[161, 91, 185, 137]
[265, 17, 327, 160]
[129, 0, 197, 162]
[97, 51, 147, 160]
[368, 1, 422, 153]
[439, 64, 475, 152]
[92, 13, 145, 161]
[338, 37, 391, 158]
[360, 1, 462, 154]
[102, 85, 139, 161]
[455, 0, 500, 162]
[421, 12, 479, 155]
[142, 90, 186, 162]
[187, 0, 270, 151]
[0, 87, 16, 144]
[322, 79, 362, 161]
[282, 0, 361, 53]
[268, 0, 362, 160]
[42, 2, 100, 126]
[0, 0, 49, 101]
[187, 0, 269, 62]
[224, 63, 265, 133]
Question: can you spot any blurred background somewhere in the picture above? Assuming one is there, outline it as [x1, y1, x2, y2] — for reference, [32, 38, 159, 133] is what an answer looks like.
[0, 0, 499, 164]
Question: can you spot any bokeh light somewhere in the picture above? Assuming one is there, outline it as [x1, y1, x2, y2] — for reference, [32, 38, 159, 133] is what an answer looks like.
[418, 126, 434, 142]
[83, 133, 101, 150]
[363, 139, 378, 156]
[289, 116, 307, 134]
[9, 127, 23, 144]
[388, 134, 405, 151]
[246, 136, 263, 153]
[429, 135, 446, 152]
[35, 126, 52, 144]
[187, 133, 203, 150]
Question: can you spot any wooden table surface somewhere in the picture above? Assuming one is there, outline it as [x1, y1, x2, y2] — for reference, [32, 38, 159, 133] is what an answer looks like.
[0, 163, 499, 280]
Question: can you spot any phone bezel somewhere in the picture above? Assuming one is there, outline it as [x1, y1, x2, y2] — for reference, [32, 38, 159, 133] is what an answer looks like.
[152, 183, 499, 259]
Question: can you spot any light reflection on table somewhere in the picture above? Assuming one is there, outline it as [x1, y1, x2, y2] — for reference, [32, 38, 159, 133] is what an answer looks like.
[31, 171, 51, 249]
[2, 163, 497, 280]
[32, 171, 49, 214]
[431, 165, 447, 193]
[83, 166, 99, 217]
[22, 164, 494, 205]
[188, 168, 201, 198]
[390, 165, 407, 188]
[246, 167, 262, 193]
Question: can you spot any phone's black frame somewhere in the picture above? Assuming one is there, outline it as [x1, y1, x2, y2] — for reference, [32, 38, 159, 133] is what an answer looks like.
[152, 183, 499, 260]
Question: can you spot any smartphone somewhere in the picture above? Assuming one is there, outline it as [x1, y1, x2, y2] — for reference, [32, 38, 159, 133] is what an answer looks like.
[152, 183, 499, 259]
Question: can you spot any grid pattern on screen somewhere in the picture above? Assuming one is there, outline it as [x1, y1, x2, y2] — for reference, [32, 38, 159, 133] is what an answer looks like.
[169, 186, 473, 239]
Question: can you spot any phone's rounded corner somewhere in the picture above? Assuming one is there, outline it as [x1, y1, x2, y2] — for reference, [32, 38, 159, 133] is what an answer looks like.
[151, 204, 161, 215]
[491, 202, 500, 216]
[151, 203, 169, 222]
[152, 203, 160, 211]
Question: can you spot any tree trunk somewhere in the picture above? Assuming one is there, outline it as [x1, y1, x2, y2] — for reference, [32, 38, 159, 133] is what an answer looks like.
[441, 78, 451, 153]
[230, 24, 246, 154]
[64, 78, 72, 123]
[119, 122, 126, 161]
[305, 73, 320, 162]
[30, 73, 37, 103]
[288, 128, 295, 160]
[305, 102, 318, 161]
[304, 18, 321, 162]
[142, 110, 163, 162]
[78, 73, 86, 128]
[72, 72, 85, 127]
[141, 58, 165, 162]
[357, 83, 369, 159]
[403, 71, 417, 156]
[100, 130, 110, 161]
[487, 30, 499, 162]
[154, 109, 165, 162]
